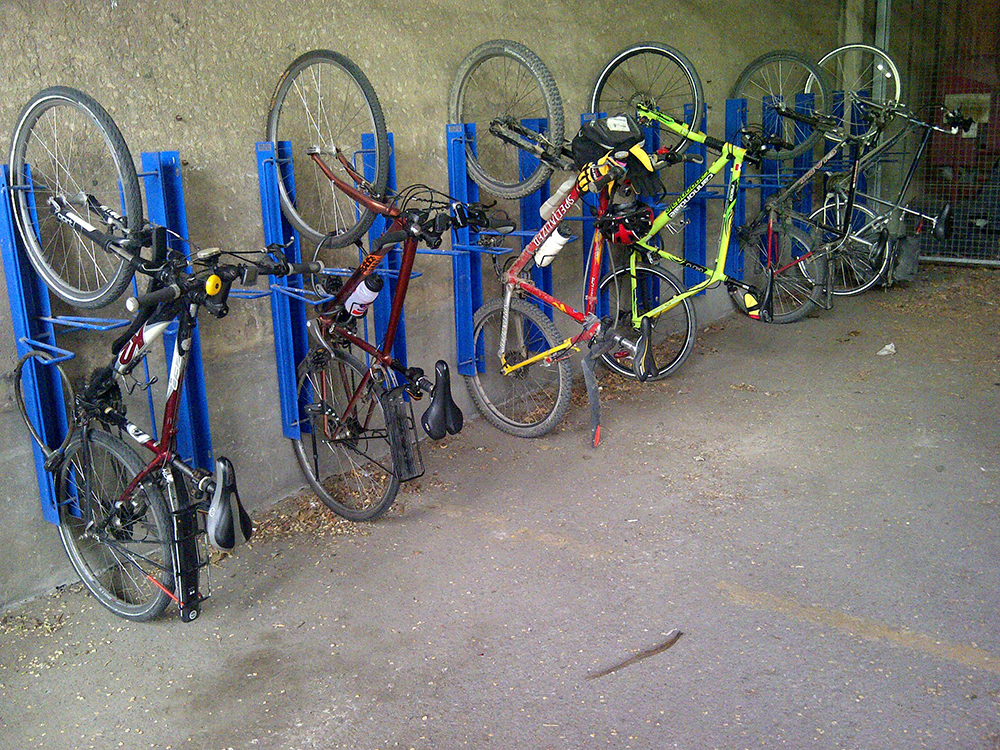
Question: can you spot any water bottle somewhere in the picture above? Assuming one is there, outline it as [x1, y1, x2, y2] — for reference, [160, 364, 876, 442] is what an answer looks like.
[534, 224, 572, 268]
[344, 274, 383, 317]
[539, 177, 575, 220]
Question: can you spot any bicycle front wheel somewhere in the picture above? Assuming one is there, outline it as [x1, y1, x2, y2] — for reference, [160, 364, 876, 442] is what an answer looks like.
[266, 50, 390, 248]
[57, 429, 173, 621]
[598, 263, 697, 381]
[292, 348, 400, 521]
[449, 40, 563, 199]
[807, 198, 889, 295]
[730, 51, 831, 160]
[590, 42, 704, 155]
[808, 44, 901, 137]
[9, 86, 143, 309]
[464, 296, 572, 438]
[736, 222, 826, 323]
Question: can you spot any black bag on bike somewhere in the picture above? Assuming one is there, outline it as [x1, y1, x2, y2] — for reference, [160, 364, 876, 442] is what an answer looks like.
[890, 234, 920, 284]
[571, 114, 662, 197]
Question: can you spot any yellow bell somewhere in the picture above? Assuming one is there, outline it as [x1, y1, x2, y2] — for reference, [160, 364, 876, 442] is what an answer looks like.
[205, 274, 222, 296]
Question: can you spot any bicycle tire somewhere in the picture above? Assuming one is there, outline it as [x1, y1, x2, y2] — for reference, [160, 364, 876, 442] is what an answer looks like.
[9, 86, 143, 309]
[730, 51, 831, 160]
[57, 429, 173, 621]
[590, 42, 704, 155]
[807, 198, 890, 295]
[464, 296, 572, 438]
[597, 263, 697, 381]
[266, 50, 390, 249]
[735, 222, 826, 323]
[449, 40, 564, 199]
[806, 44, 901, 137]
[292, 348, 400, 521]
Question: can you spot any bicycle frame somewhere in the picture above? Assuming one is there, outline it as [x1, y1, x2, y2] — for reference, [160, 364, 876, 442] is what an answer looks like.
[495, 180, 610, 374]
[848, 113, 944, 229]
[75, 302, 206, 620]
[630, 106, 872, 322]
[306, 150, 416, 389]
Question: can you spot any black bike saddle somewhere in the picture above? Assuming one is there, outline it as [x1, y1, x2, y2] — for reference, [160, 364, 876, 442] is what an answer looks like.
[206, 456, 253, 552]
[421, 360, 463, 440]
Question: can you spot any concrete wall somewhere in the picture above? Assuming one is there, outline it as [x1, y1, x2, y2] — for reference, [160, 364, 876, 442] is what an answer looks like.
[0, 0, 847, 609]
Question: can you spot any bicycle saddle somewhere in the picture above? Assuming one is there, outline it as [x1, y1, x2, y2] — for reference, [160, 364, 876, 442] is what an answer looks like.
[421, 360, 463, 440]
[933, 203, 951, 241]
[206, 456, 253, 551]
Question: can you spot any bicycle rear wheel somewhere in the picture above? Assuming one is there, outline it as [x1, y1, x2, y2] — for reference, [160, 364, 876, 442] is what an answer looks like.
[57, 429, 173, 621]
[807, 44, 901, 137]
[730, 51, 831, 160]
[807, 198, 889, 295]
[449, 40, 564, 199]
[598, 263, 697, 381]
[292, 348, 400, 521]
[464, 296, 572, 438]
[266, 50, 390, 248]
[8, 86, 143, 309]
[736, 222, 826, 323]
[590, 42, 704, 155]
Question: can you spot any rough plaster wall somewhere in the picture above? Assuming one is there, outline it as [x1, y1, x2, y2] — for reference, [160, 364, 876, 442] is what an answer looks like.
[0, 0, 843, 608]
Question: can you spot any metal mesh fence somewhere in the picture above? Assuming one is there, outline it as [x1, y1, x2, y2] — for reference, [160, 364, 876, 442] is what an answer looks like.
[884, 0, 1000, 265]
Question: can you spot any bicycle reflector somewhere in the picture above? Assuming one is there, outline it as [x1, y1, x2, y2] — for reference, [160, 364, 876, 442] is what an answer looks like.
[205, 274, 222, 296]
[597, 200, 654, 245]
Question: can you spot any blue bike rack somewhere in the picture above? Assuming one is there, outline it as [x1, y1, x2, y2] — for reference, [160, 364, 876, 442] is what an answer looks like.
[257, 135, 432, 440]
[140, 151, 214, 471]
[1, 151, 212, 524]
[445, 123, 543, 376]
[0, 165, 69, 524]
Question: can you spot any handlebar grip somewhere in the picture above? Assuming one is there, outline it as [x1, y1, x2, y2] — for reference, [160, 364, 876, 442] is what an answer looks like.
[286, 260, 323, 275]
[592, 163, 625, 192]
[371, 230, 408, 255]
[484, 214, 517, 233]
[703, 136, 726, 153]
[126, 284, 181, 313]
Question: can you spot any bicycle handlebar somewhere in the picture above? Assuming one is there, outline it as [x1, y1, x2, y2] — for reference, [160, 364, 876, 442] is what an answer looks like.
[126, 257, 324, 312]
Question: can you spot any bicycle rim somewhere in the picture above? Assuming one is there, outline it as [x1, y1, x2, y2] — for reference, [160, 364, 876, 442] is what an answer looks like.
[807, 198, 889, 295]
[730, 51, 831, 160]
[808, 44, 901, 137]
[449, 40, 563, 199]
[57, 430, 173, 621]
[267, 50, 389, 248]
[464, 296, 571, 438]
[739, 223, 825, 323]
[8, 87, 142, 309]
[591, 42, 703, 155]
[292, 349, 400, 521]
[598, 263, 697, 381]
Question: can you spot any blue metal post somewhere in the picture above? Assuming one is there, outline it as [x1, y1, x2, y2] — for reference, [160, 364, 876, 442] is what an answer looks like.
[682, 103, 709, 291]
[725, 99, 749, 279]
[256, 141, 309, 439]
[141, 151, 213, 471]
[0, 165, 66, 524]
[792, 94, 816, 219]
[363, 132, 406, 366]
[519, 118, 552, 319]
[447, 123, 483, 377]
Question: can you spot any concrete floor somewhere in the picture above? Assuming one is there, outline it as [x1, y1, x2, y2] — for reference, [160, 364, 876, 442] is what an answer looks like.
[1, 265, 998, 750]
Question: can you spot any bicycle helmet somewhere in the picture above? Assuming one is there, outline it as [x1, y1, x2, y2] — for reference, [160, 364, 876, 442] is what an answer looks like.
[596, 200, 654, 245]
